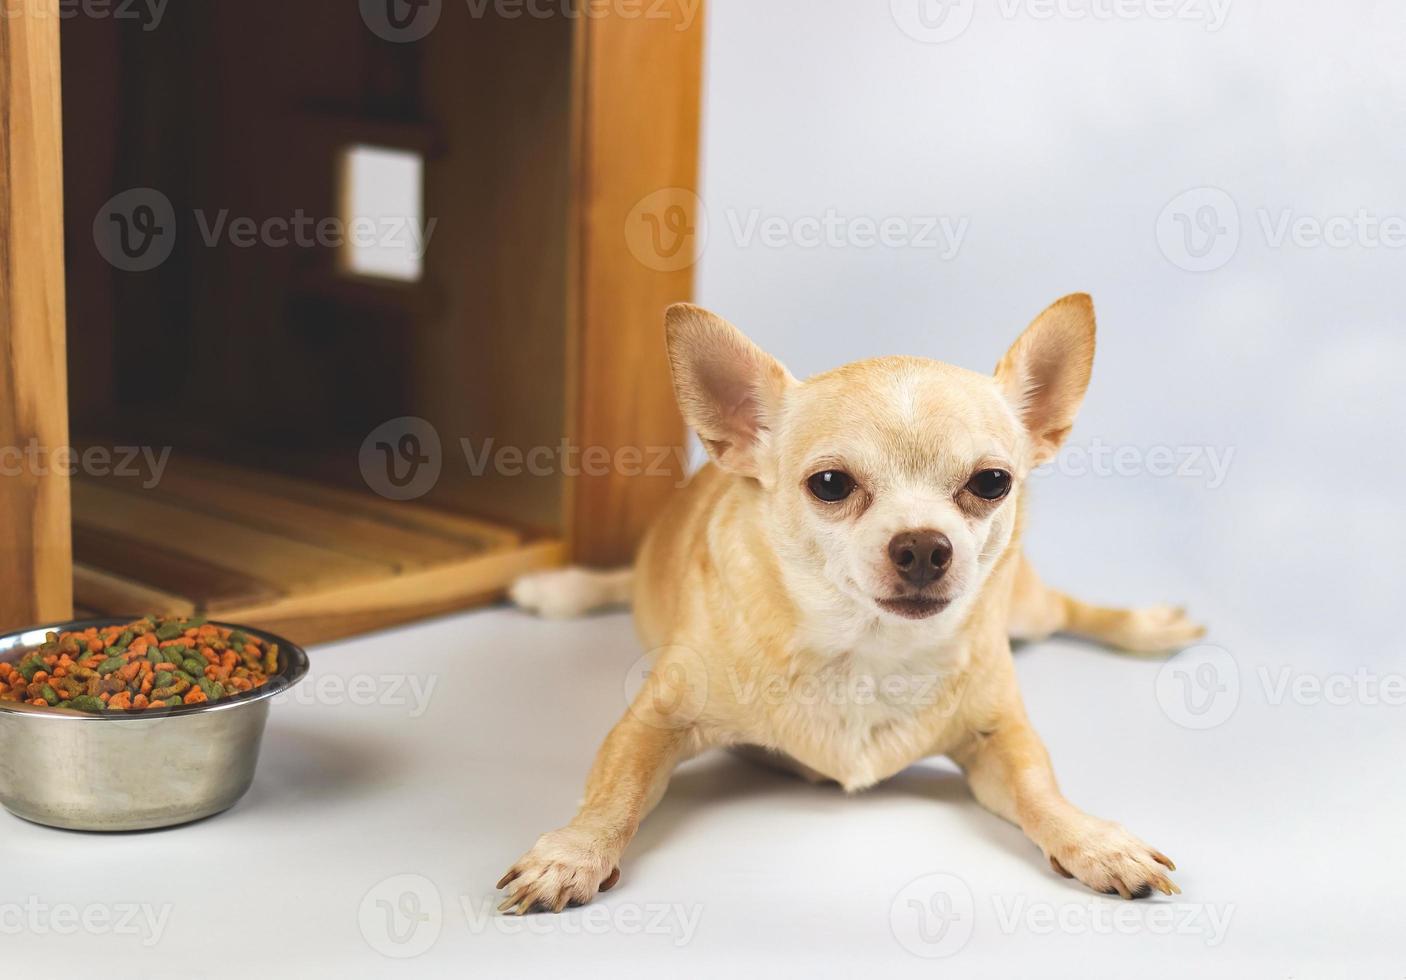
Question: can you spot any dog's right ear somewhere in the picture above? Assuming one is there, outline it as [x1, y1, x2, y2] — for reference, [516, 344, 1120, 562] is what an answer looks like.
[665, 304, 795, 482]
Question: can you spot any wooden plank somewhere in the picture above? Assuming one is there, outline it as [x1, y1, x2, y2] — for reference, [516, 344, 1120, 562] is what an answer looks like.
[72, 523, 278, 612]
[566, 5, 702, 566]
[71, 481, 394, 595]
[170, 455, 520, 552]
[218, 538, 565, 645]
[72, 563, 196, 619]
[71, 456, 540, 629]
[101, 468, 493, 571]
[419, 10, 576, 533]
[0, 1, 72, 631]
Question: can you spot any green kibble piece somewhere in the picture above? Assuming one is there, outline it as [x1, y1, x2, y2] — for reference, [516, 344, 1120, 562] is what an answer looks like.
[146, 648, 163, 665]
[39, 684, 59, 706]
[154, 622, 184, 641]
[154, 671, 174, 688]
[57, 700, 72, 709]
[68, 695, 106, 713]
[228, 631, 248, 646]
[165, 697, 183, 707]
[172, 670, 193, 684]
[198, 678, 223, 701]
[184, 616, 207, 628]
[18, 656, 44, 682]
[182, 658, 206, 677]
[96, 656, 127, 676]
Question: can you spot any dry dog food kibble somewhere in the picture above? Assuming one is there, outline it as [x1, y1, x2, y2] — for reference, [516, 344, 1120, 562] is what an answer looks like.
[0, 617, 278, 713]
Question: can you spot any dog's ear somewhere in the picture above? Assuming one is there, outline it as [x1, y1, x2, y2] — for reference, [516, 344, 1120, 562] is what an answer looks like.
[995, 293, 1097, 466]
[665, 303, 795, 482]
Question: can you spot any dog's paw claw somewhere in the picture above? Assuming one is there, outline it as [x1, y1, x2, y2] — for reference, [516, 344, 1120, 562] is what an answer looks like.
[1045, 820, 1180, 899]
[495, 827, 619, 914]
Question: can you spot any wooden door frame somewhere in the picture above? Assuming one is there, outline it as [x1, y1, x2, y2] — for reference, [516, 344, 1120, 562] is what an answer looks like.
[0, 2, 73, 632]
[565, 3, 704, 567]
[0, 3, 703, 633]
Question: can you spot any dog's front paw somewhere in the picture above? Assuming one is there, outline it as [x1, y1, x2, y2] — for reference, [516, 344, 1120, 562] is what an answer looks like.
[1045, 819, 1180, 899]
[1108, 604, 1205, 654]
[496, 826, 621, 914]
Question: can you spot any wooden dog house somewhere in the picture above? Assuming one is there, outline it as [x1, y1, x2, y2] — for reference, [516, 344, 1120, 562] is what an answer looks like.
[1, 1, 704, 642]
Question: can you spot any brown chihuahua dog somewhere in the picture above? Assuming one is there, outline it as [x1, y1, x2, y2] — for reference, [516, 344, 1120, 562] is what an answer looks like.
[503, 294, 1203, 913]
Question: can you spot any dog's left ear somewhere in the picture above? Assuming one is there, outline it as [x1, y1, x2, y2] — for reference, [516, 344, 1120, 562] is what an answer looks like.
[665, 303, 795, 484]
[995, 293, 1097, 466]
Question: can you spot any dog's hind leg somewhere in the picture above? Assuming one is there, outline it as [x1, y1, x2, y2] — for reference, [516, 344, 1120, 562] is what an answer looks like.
[509, 566, 634, 619]
[1006, 555, 1204, 654]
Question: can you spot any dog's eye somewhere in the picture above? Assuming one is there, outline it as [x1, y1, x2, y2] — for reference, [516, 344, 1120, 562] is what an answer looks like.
[966, 468, 1012, 501]
[806, 470, 855, 503]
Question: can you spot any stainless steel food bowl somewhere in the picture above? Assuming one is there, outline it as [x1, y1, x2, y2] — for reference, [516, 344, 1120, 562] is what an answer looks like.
[0, 618, 309, 831]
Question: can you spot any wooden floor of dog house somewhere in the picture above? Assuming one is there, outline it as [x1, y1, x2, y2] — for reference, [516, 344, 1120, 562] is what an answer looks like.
[70, 456, 563, 644]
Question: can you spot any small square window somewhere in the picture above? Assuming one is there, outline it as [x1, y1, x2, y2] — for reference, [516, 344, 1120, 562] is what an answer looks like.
[339, 145, 426, 282]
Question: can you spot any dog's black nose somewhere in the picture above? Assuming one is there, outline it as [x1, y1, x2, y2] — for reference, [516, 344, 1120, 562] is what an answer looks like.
[888, 530, 953, 586]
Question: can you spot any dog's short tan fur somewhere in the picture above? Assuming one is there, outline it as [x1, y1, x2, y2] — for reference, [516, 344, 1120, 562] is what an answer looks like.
[500, 294, 1203, 913]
